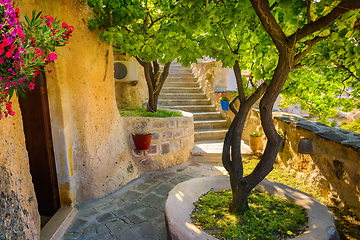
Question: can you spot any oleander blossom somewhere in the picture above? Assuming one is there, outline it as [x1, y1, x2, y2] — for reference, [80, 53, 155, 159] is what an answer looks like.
[0, 1, 73, 119]
[0, 0, 26, 119]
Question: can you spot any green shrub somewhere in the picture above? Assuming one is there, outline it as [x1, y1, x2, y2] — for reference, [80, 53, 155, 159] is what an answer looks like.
[119, 107, 182, 118]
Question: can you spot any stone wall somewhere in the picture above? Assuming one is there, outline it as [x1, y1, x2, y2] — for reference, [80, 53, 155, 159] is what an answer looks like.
[114, 53, 148, 109]
[246, 109, 360, 218]
[0, 97, 40, 240]
[190, 61, 229, 119]
[123, 111, 194, 172]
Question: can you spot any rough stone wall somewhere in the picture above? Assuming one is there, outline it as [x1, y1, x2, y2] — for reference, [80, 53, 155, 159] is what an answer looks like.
[123, 111, 194, 172]
[191, 62, 228, 118]
[246, 109, 360, 218]
[0, 97, 40, 240]
[18, 0, 140, 204]
[114, 53, 148, 108]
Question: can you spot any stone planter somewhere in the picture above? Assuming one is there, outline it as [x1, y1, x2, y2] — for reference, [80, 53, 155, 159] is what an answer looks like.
[165, 175, 339, 240]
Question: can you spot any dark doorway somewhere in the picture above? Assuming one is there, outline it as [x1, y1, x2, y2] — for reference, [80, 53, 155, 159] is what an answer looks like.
[19, 72, 60, 218]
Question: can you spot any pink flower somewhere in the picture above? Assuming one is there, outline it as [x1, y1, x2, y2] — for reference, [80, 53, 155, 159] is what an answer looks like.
[10, 111, 15, 116]
[48, 52, 57, 61]
[62, 22, 68, 28]
[29, 82, 35, 91]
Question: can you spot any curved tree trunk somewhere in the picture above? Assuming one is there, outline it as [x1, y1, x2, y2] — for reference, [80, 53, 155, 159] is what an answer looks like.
[136, 58, 171, 112]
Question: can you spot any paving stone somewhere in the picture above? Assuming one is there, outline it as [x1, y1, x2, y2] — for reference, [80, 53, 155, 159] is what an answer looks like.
[62, 232, 82, 239]
[125, 214, 146, 224]
[140, 193, 167, 209]
[122, 201, 148, 214]
[66, 218, 88, 233]
[82, 223, 97, 235]
[96, 224, 109, 234]
[138, 207, 164, 220]
[153, 184, 174, 196]
[96, 212, 117, 224]
[112, 208, 126, 218]
[95, 201, 118, 212]
[114, 228, 141, 240]
[129, 182, 153, 193]
[119, 190, 142, 202]
[158, 228, 168, 240]
[89, 232, 114, 240]
[169, 175, 192, 185]
[144, 177, 161, 185]
[135, 222, 160, 238]
[152, 174, 171, 181]
[106, 219, 131, 235]
[76, 208, 98, 219]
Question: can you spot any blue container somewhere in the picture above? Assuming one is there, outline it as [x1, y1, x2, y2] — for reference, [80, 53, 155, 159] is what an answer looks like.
[220, 101, 229, 111]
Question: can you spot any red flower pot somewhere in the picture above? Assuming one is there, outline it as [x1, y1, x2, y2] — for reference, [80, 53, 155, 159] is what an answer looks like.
[132, 133, 152, 151]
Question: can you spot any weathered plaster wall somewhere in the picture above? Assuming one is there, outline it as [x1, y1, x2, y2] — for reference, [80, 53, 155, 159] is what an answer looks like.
[0, 97, 40, 240]
[246, 109, 360, 218]
[123, 111, 194, 172]
[18, 0, 140, 204]
[114, 53, 148, 109]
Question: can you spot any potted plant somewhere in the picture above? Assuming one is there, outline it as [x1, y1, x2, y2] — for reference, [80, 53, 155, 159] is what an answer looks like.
[277, 129, 285, 152]
[217, 93, 229, 111]
[249, 130, 263, 153]
[132, 132, 152, 151]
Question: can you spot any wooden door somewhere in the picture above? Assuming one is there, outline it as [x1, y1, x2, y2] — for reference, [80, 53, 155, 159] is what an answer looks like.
[19, 72, 60, 216]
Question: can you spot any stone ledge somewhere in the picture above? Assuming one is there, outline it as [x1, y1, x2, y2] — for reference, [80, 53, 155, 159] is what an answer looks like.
[165, 175, 339, 240]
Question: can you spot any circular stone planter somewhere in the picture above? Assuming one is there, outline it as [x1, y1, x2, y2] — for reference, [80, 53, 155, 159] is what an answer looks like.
[165, 175, 339, 240]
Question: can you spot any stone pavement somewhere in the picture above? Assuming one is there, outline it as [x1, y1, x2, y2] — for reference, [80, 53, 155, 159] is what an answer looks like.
[61, 160, 228, 240]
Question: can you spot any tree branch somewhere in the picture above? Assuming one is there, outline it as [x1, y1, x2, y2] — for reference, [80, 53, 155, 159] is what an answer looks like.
[230, 96, 239, 115]
[307, 0, 312, 24]
[289, 0, 360, 43]
[135, 56, 145, 67]
[233, 60, 246, 102]
[292, 36, 327, 67]
[250, 0, 288, 54]
[331, 59, 358, 79]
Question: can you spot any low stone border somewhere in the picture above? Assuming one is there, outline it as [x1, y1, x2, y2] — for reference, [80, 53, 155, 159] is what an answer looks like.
[165, 175, 339, 240]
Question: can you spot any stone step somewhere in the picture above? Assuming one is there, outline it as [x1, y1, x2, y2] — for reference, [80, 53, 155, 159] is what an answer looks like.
[191, 140, 253, 163]
[159, 99, 210, 106]
[166, 77, 197, 82]
[161, 87, 202, 93]
[192, 112, 223, 121]
[163, 105, 216, 112]
[163, 82, 199, 88]
[194, 120, 228, 130]
[169, 69, 192, 73]
[159, 93, 206, 99]
[194, 129, 228, 142]
[168, 73, 193, 77]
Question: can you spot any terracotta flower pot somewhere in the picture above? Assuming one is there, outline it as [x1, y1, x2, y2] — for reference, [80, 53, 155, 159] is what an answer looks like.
[249, 136, 261, 153]
[132, 133, 151, 151]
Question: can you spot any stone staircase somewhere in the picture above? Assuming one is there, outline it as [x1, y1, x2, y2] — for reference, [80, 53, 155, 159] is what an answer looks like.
[158, 63, 228, 142]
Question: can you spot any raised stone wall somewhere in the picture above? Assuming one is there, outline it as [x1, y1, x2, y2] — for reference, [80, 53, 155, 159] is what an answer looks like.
[0, 97, 40, 240]
[123, 111, 194, 172]
[191, 61, 229, 117]
[246, 109, 360, 219]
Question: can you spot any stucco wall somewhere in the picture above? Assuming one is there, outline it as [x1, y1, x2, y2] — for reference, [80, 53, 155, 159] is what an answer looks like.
[123, 111, 194, 172]
[0, 97, 40, 240]
[114, 53, 148, 109]
[18, 0, 140, 205]
[246, 109, 360, 219]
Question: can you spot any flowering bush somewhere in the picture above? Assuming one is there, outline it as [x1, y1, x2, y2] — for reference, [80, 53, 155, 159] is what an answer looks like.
[0, 0, 73, 119]
[217, 93, 228, 102]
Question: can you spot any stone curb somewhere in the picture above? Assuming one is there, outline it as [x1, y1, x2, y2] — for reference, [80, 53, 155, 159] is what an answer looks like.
[165, 175, 339, 240]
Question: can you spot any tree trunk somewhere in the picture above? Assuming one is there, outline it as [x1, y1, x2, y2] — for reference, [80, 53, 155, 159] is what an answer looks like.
[140, 60, 171, 113]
